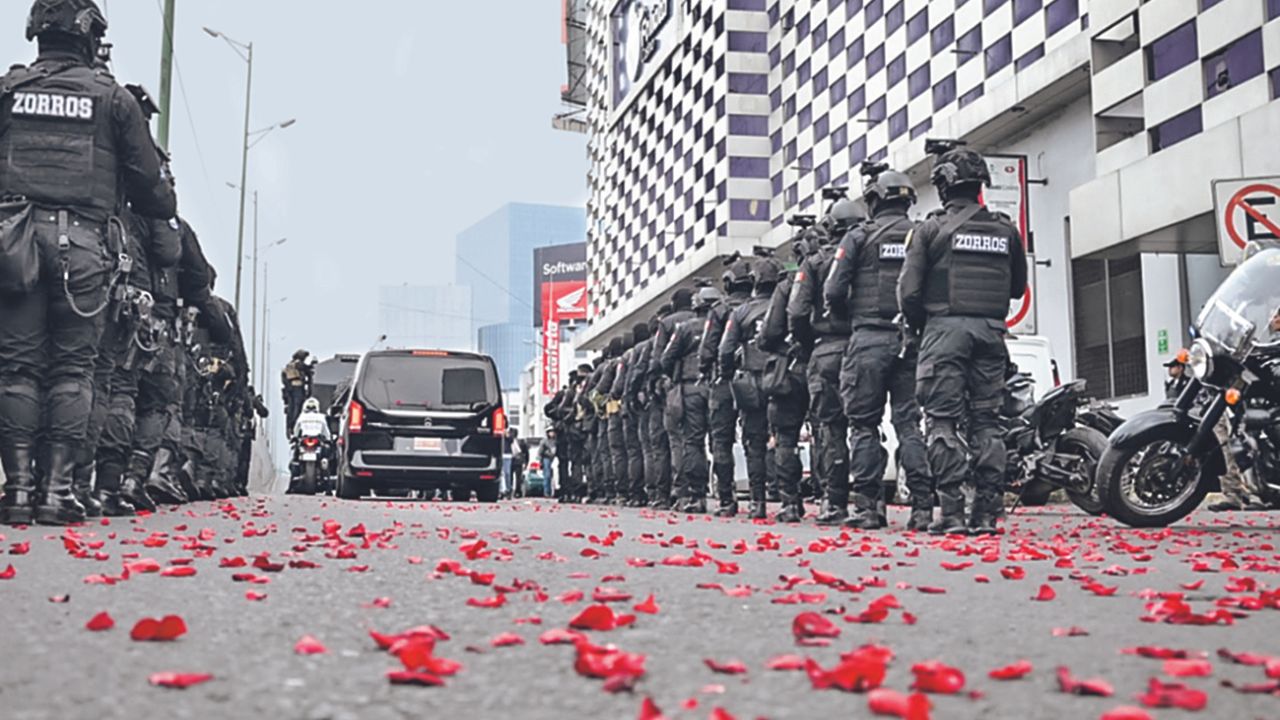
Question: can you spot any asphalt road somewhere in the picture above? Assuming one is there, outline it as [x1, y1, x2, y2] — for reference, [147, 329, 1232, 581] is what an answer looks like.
[1, 497, 1278, 720]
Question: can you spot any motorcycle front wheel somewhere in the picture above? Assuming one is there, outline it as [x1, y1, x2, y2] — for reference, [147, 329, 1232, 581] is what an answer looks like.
[1098, 436, 1211, 528]
[1059, 427, 1109, 516]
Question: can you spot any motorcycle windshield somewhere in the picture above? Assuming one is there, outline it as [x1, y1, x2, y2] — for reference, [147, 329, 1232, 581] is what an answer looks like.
[1196, 248, 1280, 353]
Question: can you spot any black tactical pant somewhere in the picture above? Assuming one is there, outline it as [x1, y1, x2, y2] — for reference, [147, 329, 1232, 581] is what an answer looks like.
[566, 427, 586, 498]
[623, 409, 645, 500]
[807, 340, 849, 507]
[0, 215, 110, 449]
[635, 402, 654, 497]
[82, 315, 132, 488]
[647, 399, 672, 503]
[843, 327, 934, 513]
[670, 382, 709, 499]
[96, 359, 142, 486]
[738, 373, 770, 504]
[768, 373, 808, 504]
[585, 422, 601, 498]
[130, 339, 182, 482]
[607, 412, 626, 499]
[284, 386, 306, 434]
[708, 382, 738, 504]
[916, 317, 1010, 519]
[594, 422, 611, 498]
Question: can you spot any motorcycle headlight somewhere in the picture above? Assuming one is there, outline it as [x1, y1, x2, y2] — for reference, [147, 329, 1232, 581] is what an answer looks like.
[1188, 339, 1213, 381]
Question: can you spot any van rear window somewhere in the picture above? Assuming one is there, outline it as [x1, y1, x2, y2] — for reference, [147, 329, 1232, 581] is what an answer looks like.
[361, 355, 496, 410]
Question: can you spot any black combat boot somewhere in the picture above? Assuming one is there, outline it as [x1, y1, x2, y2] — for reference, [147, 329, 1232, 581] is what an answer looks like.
[122, 472, 158, 512]
[72, 453, 103, 518]
[928, 487, 969, 535]
[714, 500, 738, 517]
[0, 442, 37, 526]
[968, 495, 1001, 536]
[35, 443, 87, 526]
[144, 449, 188, 505]
[774, 498, 804, 524]
[844, 493, 885, 530]
[815, 493, 849, 526]
[678, 496, 707, 514]
[906, 505, 934, 532]
[746, 501, 767, 520]
[94, 461, 136, 518]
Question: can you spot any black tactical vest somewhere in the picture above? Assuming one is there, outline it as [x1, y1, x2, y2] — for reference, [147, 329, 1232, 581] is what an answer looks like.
[850, 215, 913, 324]
[735, 298, 771, 372]
[673, 318, 703, 381]
[924, 205, 1017, 320]
[808, 246, 851, 337]
[0, 62, 121, 221]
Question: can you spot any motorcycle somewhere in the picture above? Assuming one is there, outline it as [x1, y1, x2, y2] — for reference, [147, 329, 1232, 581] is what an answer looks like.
[1097, 243, 1280, 527]
[1004, 375, 1117, 514]
[290, 415, 333, 496]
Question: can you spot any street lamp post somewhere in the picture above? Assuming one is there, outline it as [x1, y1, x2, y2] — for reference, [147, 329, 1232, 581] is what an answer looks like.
[255, 239, 288, 388]
[204, 27, 296, 316]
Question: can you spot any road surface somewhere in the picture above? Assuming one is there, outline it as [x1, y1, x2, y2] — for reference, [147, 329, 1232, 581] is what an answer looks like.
[1, 497, 1277, 719]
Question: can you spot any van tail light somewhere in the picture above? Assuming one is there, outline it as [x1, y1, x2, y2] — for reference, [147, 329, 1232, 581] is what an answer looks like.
[1051, 359, 1061, 388]
[491, 407, 507, 436]
[348, 400, 365, 434]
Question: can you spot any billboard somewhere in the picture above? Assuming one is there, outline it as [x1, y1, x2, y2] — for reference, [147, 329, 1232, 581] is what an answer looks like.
[983, 154, 1036, 335]
[532, 243, 588, 326]
[610, 0, 680, 111]
[533, 242, 588, 395]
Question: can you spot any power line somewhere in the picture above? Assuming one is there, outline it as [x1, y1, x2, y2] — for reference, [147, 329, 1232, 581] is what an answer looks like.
[456, 254, 538, 314]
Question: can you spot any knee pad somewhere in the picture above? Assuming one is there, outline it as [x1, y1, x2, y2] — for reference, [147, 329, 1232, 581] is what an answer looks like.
[925, 417, 965, 452]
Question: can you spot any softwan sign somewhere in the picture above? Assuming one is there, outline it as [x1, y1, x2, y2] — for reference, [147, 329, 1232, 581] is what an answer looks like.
[532, 243, 588, 326]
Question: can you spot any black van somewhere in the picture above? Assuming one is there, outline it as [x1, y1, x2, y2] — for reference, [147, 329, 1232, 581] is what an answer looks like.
[336, 349, 506, 502]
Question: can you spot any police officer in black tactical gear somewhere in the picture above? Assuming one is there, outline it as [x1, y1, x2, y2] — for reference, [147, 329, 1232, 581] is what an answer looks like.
[641, 306, 672, 507]
[700, 259, 752, 516]
[757, 241, 812, 524]
[660, 283, 720, 513]
[899, 147, 1027, 535]
[604, 334, 632, 504]
[825, 168, 937, 530]
[719, 257, 781, 520]
[581, 356, 606, 502]
[590, 338, 624, 502]
[282, 349, 313, 433]
[610, 328, 646, 506]
[623, 321, 653, 504]
[651, 292, 694, 509]
[0, 0, 177, 526]
[790, 199, 864, 526]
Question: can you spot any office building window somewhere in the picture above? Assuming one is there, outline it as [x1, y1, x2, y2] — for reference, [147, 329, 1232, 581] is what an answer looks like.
[909, 64, 931, 98]
[933, 73, 957, 110]
[886, 2, 904, 33]
[866, 0, 884, 25]
[985, 0, 1009, 14]
[960, 83, 985, 107]
[1149, 107, 1202, 152]
[1014, 0, 1041, 26]
[1017, 43, 1045, 70]
[868, 44, 886, 74]
[1073, 256, 1149, 400]
[1045, 0, 1078, 36]
[958, 26, 982, 65]
[932, 16, 955, 54]
[1146, 21, 1197, 82]
[888, 53, 907, 87]
[907, 8, 928, 44]
[888, 107, 908, 139]
[1203, 30, 1263, 99]
[1270, 0, 1280, 20]
[986, 33, 1013, 75]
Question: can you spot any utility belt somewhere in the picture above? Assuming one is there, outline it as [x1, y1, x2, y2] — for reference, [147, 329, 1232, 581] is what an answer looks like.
[812, 334, 849, 357]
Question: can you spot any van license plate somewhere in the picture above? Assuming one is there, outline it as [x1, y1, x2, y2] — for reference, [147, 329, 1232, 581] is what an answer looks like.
[414, 438, 443, 452]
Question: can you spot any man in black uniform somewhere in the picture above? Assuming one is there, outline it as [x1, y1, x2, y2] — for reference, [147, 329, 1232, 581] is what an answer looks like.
[642, 306, 673, 508]
[660, 284, 720, 513]
[608, 331, 643, 506]
[621, 322, 652, 506]
[758, 242, 811, 524]
[700, 259, 752, 516]
[899, 147, 1027, 535]
[0, 0, 177, 525]
[719, 258, 780, 520]
[651, 292, 694, 509]
[581, 357, 606, 502]
[826, 169, 936, 530]
[789, 202, 863, 525]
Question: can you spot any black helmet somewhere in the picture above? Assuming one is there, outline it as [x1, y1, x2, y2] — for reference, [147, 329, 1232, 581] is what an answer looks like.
[750, 258, 783, 288]
[931, 148, 990, 193]
[27, 0, 107, 42]
[721, 257, 753, 291]
[607, 337, 623, 358]
[693, 286, 723, 312]
[826, 199, 866, 238]
[864, 169, 917, 208]
[670, 288, 693, 310]
[791, 228, 819, 259]
[632, 321, 651, 342]
[293, 349, 309, 361]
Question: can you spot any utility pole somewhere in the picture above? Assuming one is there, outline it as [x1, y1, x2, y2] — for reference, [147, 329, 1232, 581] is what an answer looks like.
[157, 0, 176, 151]
[233, 41, 254, 315]
[251, 191, 259, 386]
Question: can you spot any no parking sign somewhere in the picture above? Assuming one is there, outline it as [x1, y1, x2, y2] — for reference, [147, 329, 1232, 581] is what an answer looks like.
[1214, 177, 1280, 266]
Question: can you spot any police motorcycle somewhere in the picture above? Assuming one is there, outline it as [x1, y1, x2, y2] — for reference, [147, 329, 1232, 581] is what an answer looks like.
[289, 398, 333, 496]
[1002, 371, 1120, 514]
[1097, 243, 1280, 527]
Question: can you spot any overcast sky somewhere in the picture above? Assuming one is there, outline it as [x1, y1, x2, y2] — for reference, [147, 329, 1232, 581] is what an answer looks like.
[0, 0, 587, 371]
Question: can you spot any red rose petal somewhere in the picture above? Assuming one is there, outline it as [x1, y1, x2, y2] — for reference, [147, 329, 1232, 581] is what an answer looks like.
[491, 632, 524, 647]
[387, 669, 445, 687]
[1056, 667, 1113, 697]
[148, 672, 213, 689]
[0, 564, 16, 580]
[766, 654, 807, 671]
[633, 594, 660, 614]
[704, 658, 748, 675]
[1137, 678, 1208, 711]
[159, 566, 196, 578]
[792, 611, 842, 642]
[911, 660, 966, 694]
[868, 688, 931, 720]
[86, 611, 115, 632]
[1162, 659, 1212, 678]
[1033, 584, 1056, 601]
[1100, 707, 1153, 720]
[294, 635, 327, 655]
[638, 697, 668, 720]
[988, 660, 1033, 680]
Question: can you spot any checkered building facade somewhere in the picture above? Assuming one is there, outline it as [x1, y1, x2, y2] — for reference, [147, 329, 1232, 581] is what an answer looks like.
[582, 0, 1092, 340]
[1090, 0, 1280, 176]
